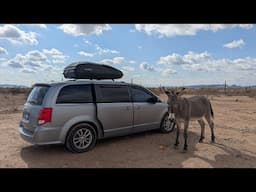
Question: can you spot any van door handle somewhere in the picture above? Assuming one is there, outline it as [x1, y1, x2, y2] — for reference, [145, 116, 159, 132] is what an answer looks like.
[135, 106, 140, 110]
[126, 106, 132, 110]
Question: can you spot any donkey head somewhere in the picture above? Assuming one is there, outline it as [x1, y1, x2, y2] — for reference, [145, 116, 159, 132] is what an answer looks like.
[160, 87, 186, 119]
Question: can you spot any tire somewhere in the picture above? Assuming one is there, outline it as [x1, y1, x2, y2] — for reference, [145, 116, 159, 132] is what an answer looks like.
[65, 123, 97, 153]
[160, 114, 176, 133]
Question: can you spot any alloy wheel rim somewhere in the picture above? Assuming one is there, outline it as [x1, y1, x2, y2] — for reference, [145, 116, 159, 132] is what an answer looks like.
[73, 128, 93, 149]
[163, 117, 173, 131]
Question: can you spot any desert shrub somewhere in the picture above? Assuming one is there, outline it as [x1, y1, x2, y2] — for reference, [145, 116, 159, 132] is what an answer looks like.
[150, 87, 256, 97]
[0, 88, 31, 95]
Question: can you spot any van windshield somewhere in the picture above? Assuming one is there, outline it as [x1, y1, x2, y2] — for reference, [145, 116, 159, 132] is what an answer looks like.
[26, 86, 49, 105]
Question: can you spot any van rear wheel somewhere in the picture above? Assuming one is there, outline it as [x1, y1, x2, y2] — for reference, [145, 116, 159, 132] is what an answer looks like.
[65, 123, 97, 153]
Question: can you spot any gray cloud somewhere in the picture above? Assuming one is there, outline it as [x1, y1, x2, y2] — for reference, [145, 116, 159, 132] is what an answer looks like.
[78, 51, 94, 57]
[0, 24, 38, 45]
[0, 47, 8, 55]
[158, 51, 210, 65]
[140, 62, 155, 72]
[43, 48, 68, 63]
[162, 68, 177, 76]
[59, 24, 111, 36]
[22, 69, 36, 74]
[95, 44, 119, 55]
[5, 48, 68, 71]
[100, 57, 125, 65]
[8, 60, 23, 68]
[159, 51, 256, 73]
[135, 24, 253, 37]
[223, 39, 245, 48]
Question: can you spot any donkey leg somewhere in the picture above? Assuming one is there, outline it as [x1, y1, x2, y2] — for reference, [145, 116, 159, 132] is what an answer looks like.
[206, 116, 215, 143]
[183, 120, 189, 151]
[210, 121, 215, 143]
[198, 119, 205, 143]
[174, 121, 180, 148]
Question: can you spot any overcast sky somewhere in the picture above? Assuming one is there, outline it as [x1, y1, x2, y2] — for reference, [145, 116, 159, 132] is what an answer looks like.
[0, 24, 255, 87]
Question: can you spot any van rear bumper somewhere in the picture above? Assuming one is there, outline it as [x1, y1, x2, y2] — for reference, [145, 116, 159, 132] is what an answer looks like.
[19, 125, 62, 145]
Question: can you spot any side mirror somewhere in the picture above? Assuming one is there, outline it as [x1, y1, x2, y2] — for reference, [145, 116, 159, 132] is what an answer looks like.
[147, 97, 158, 103]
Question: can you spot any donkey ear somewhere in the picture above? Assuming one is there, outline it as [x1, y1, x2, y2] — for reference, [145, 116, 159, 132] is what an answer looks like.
[160, 86, 171, 96]
[176, 87, 186, 95]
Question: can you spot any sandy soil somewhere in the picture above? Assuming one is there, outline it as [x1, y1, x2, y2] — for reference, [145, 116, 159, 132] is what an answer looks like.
[0, 93, 256, 168]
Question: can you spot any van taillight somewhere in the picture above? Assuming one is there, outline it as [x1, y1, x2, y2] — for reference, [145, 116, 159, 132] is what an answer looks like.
[38, 107, 52, 125]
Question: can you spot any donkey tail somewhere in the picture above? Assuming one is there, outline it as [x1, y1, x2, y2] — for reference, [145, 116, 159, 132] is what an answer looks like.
[209, 102, 214, 118]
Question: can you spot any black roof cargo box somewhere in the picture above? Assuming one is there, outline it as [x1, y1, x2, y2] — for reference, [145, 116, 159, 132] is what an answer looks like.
[63, 62, 123, 80]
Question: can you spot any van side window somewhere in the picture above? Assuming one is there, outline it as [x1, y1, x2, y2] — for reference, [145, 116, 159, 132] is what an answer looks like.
[96, 85, 131, 103]
[56, 85, 93, 104]
[131, 86, 155, 102]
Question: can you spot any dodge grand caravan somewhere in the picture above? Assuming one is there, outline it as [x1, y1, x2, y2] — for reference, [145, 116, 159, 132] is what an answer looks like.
[19, 80, 175, 153]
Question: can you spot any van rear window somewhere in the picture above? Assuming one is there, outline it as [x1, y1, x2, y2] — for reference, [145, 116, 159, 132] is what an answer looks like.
[26, 86, 49, 105]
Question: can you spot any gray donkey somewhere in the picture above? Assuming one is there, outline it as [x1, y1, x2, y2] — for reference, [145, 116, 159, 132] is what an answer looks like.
[161, 87, 215, 152]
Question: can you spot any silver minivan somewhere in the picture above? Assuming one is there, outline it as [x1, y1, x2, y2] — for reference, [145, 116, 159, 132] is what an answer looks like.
[19, 80, 175, 153]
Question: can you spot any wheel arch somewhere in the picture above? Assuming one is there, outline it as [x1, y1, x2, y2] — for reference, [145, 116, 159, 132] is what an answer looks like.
[59, 116, 104, 143]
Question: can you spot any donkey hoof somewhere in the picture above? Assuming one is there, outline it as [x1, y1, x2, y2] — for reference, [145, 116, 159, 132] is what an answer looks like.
[211, 139, 215, 143]
[199, 136, 205, 143]
[183, 145, 188, 152]
[174, 144, 179, 149]
[182, 148, 188, 153]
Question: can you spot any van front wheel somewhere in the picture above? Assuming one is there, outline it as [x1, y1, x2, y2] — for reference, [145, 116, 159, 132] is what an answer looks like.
[160, 114, 176, 133]
[65, 123, 97, 153]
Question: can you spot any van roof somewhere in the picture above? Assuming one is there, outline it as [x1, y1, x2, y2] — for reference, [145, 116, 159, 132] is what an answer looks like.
[33, 80, 137, 87]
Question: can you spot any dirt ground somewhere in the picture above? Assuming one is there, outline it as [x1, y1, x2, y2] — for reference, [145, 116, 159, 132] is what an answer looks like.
[0, 93, 256, 168]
